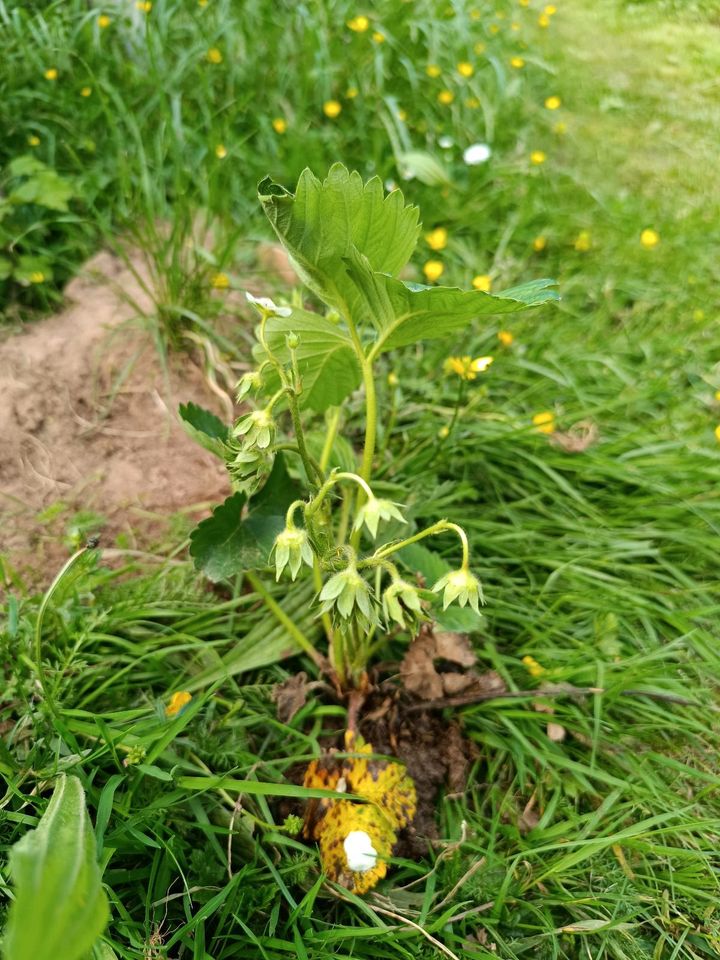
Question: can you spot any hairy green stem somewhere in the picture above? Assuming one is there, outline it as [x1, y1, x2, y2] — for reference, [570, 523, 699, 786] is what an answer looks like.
[319, 407, 341, 473]
[361, 519, 470, 569]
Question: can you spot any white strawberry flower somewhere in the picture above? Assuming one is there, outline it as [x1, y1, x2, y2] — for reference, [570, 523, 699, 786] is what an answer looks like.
[245, 291, 292, 317]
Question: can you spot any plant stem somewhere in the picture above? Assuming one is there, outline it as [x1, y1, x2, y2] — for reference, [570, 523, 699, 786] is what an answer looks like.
[361, 519, 470, 568]
[359, 358, 377, 484]
[319, 407, 341, 473]
[285, 388, 322, 488]
[245, 572, 324, 669]
[313, 557, 335, 646]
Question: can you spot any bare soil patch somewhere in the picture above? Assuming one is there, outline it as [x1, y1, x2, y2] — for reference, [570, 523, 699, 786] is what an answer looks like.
[0, 251, 231, 587]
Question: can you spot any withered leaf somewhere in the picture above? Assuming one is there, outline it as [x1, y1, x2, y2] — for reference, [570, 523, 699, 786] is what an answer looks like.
[401, 626, 505, 702]
[272, 671, 310, 723]
[550, 420, 599, 453]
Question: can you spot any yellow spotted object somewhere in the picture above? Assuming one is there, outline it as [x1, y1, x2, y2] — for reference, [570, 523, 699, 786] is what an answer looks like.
[166, 690, 192, 717]
[303, 731, 416, 894]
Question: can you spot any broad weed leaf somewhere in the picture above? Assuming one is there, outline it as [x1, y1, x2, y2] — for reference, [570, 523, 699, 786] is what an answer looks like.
[178, 401, 229, 458]
[3, 774, 109, 960]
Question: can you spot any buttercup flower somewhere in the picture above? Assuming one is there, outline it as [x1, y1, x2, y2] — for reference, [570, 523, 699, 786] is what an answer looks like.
[353, 496, 406, 538]
[640, 228, 659, 248]
[166, 691, 192, 717]
[423, 260, 444, 282]
[387, 371, 399, 387]
[372, 31, 385, 43]
[245, 291, 292, 317]
[545, 95, 561, 110]
[425, 227, 448, 251]
[498, 330, 514, 346]
[323, 100, 342, 118]
[432, 568, 483, 613]
[463, 142, 491, 165]
[545, 3, 558, 13]
[98, 14, 111, 27]
[215, 144, 227, 159]
[443, 355, 494, 380]
[472, 274, 492, 292]
[233, 408, 276, 449]
[81, 86, 92, 97]
[533, 235, 547, 252]
[532, 411, 555, 434]
[715, 424, 720, 442]
[212, 272, 229, 289]
[207, 47, 222, 63]
[44, 68, 58, 80]
[426, 64, 441, 78]
[29, 271, 45, 284]
[530, 150, 546, 165]
[538, 13, 550, 27]
[574, 230, 591, 252]
[346, 88, 359, 99]
[272, 117, 288, 133]
[273, 527, 314, 580]
[28, 135, 40, 147]
[457, 61, 474, 77]
[437, 90, 454, 105]
[382, 578, 424, 630]
[319, 562, 375, 622]
[510, 56, 525, 69]
[347, 15, 370, 31]
[136, 1, 152, 10]
[522, 655, 545, 677]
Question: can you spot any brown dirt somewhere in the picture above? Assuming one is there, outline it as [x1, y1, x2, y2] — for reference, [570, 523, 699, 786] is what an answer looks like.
[0, 250, 232, 588]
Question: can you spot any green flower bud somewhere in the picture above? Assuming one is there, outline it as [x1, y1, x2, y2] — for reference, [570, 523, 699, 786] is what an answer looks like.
[228, 446, 274, 492]
[432, 568, 483, 614]
[353, 496, 406, 539]
[235, 370, 264, 403]
[285, 332, 300, 350]
[319, 562, 376, 623]
[272, 526, 314, 580]
[382, 578, 424, 630]
[233, 408, 276, 450]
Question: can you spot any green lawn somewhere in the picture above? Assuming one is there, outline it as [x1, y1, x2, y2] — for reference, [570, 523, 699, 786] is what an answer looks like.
[2, 1, 720, 958]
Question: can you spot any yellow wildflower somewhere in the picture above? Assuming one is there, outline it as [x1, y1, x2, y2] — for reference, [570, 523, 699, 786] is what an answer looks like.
[715, 390, 720, 401]
[347, 14, 370, 31]
[522, 655, 545, 677]
[215, 144, 227, 159]
[553, 120, 567, 135]
[346, 87, 359, 99]
[387, 371, 399, 387]
[166, 691, 192, 717]
[207, 47, 222, 63]
[538, 13, 550, 27]
[640, 228, 659, 249]
[443, 355, 494, 380]
[425, 227, 448, 251]
[438, 425, 450, 439]
[530, 150, 546, 165]
[465, 96, 480, 108]
[498, 330, 514, 346]
[199, 0, 208, 7]
[44, 68, 58, 80]
[272, 117, 288, 133]
[693, 308, 705, 321]
[715, 424, 720, 443]
[426, 64, 441, 78]
[574, 230, 591, 252]
[372, 31, 385, 43]
[511, 21, 521, 31]
[29, 271, 45, 284]
[28, 135, 40, 147]
[489, 23, 500, 34]
[437, 90, 454, 105]
[472, 274, 492, 292]
[474, 41, 486, 54]
[423, 260, 444, 283]
[545, 4, 558, 13]
[98, 14, 111, 27]
[533, 235, 547, 252]
[136, 1, 152, 10]
[519, 0, 530, 5]
[545, 95, 561, 110]
[323, 100, 342, 118]
[81, 86, 92, 97]
[211, 272, 230, 289]
[510, 56, 525, 69]
[532, 411, 555, 434]
[457, 61, 474, 77]
[397, 108, 407, 121]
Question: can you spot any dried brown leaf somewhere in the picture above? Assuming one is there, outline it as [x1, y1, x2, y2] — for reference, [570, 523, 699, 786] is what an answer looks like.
[550, 419, 599, 453]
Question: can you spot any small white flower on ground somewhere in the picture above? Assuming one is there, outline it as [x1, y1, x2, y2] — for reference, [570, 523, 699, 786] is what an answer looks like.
[245, 291, 292, 317]
[438, 135, 455, 149]
[344, 830, 378, 872]
[463, 142, 492, 165]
